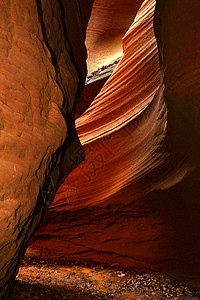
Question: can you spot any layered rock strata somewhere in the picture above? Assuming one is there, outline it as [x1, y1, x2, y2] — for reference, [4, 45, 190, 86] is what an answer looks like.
[76, 59, 120, 118]
[31, 0, 200, 288]
[86, 0, 144, 72]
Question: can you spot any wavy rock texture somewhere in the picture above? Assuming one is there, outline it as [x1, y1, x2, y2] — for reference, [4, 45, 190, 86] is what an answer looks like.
[31, 0, 165, 271]
[31, 0, 200, 288]
[76, 60, 120, 118]
[0, 0, 92, 298]
[86, 0, 144, 72]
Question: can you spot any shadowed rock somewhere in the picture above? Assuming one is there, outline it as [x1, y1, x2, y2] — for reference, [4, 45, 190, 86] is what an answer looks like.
[0, 0, 93, 298]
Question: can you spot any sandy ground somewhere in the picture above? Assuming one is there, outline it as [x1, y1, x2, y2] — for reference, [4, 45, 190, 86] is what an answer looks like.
[8, 257, 200, 300]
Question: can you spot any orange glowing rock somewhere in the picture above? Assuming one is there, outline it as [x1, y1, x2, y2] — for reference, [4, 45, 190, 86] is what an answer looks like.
[31, 0, 200, 289]
[0, 0, 92, 298]
[86, 0, 145, 72]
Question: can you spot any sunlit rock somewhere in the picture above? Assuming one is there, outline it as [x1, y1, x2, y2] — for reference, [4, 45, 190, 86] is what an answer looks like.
[86, 0, 144, 72]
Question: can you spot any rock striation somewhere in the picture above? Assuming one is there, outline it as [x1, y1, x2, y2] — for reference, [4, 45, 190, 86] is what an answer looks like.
[31, 0, 200, 288]
[76, 59, 120, 118]
[0, 0, 93, 298]
[86, 0, 144, 72]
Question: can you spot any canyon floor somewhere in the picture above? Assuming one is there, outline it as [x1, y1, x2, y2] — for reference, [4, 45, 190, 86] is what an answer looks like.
[9, 256, 200, 300]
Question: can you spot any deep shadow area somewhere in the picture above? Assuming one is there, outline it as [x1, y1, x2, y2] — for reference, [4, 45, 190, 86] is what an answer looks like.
[9, 280, 100, 300]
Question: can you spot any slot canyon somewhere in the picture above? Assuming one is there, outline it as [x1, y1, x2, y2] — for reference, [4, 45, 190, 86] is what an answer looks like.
[0, 0, 200, 299]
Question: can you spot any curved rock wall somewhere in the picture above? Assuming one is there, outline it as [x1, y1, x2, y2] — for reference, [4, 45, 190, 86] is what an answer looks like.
[31, 0, 200, 286]
[31, 0, 166, 273]
[30, 0, 200, 288]
[0, 0, 92, 298]
[86, 0, 144, 72]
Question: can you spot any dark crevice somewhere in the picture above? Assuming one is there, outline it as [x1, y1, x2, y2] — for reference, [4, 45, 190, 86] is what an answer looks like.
[35, 0, 85, 158]
[36, 0, 58, 69]
[37, 0, 86, 116]
[36, 0, 69, 117]
[57, 0, 83, 80]
[56, 0, 86, 112]
[36, 0, 85, 181]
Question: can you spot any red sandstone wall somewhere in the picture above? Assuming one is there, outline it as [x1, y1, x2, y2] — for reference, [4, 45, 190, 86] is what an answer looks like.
[30, 0, 200, 288]
[0, 0, 92, 298]
[86, 0, 144, 72]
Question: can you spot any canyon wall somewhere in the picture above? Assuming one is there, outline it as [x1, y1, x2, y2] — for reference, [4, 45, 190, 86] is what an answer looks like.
[0, 0, 93, 298]
[31, 0, 200, 288]
[86, 0, 144, 72]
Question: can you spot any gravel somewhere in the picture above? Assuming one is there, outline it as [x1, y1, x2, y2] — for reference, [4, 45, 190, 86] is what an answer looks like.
[8, 256, 200, 300]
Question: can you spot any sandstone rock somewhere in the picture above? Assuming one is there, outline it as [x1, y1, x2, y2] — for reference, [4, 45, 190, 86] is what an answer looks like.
[31, 0, 200, 288]
[31, 0, 164, 275]
[76, 60, 120, 118]
[154, 0, 200, 163]
[86, 0, 144, 72]
[0, 0, 92, 298]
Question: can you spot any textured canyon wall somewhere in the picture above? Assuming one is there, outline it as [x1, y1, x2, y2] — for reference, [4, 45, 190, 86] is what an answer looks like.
[0, 0, 93, 298]
[86, 0, 144, 72]
[30, 0, 200, 288]
[76, 61, 120, 118]
[31, 0, 166, 273]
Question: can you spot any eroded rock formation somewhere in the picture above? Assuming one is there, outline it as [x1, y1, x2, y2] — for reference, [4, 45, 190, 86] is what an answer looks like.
[30, 0, 200, 288]
[86, 0, 144, 72]
[76, 60, 120, 118]
[0, 0, 93, 298]
[30, 0, 164, 274]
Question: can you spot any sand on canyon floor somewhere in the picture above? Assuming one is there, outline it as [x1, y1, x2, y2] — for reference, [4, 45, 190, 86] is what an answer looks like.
[9, 256, 200, 300]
